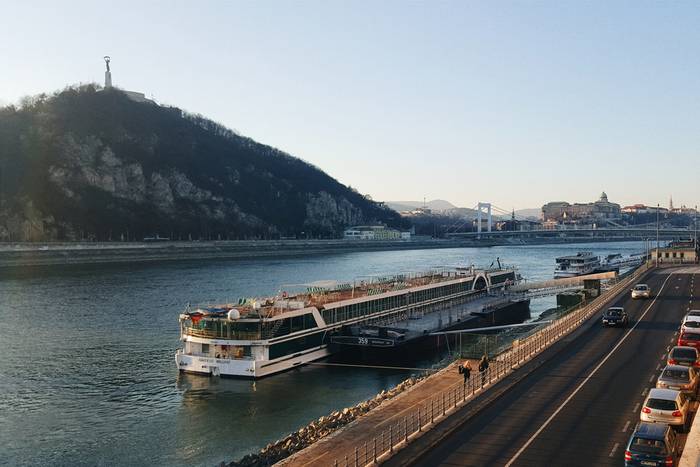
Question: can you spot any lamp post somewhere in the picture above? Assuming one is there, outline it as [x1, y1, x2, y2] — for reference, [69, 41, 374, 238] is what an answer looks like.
[656, 204, 660, 267]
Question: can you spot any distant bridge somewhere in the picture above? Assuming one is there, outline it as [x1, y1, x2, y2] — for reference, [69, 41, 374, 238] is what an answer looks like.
[446, 226, 691, 241]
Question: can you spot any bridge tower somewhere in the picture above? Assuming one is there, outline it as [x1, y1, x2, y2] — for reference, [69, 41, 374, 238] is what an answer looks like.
[476, 202, 492, 238]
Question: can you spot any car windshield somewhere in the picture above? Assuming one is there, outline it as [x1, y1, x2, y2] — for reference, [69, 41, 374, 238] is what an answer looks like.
[662, 369, 690, 381]
[647, 398, 678, 410]
[635, 286, 648, 291]
[672, 348, 697, 360]
[606, 310, 621, 316]
[685, 321, 700, 328]
[681, 333, 700, 341]
[689, 311, 700, 317]
[631, 437, 667, 455]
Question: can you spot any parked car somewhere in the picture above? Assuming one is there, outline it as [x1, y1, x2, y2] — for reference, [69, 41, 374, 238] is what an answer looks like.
[656, 364, 699, 398]
[677, 331, 700, 349]
[631, 284, 652, 299]
[667, 346, 700, 368]
[681, 316, 700, 333]
[683, 310, 700, 322]
[640, 388, 691, 431]
[625, 422, 679, 467]
[601, 306, 629, 327]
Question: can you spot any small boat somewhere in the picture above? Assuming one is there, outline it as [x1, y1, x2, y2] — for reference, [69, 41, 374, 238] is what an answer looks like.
[554, 252, 601, 279]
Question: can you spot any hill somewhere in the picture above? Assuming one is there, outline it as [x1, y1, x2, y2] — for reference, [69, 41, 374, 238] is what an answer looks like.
[0, 85, 408, 241]
[386, 199, 457, 212]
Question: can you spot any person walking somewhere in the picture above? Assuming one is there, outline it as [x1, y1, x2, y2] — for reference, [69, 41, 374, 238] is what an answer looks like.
[459, 360, 472, 388]
[478, 354, 489, 386]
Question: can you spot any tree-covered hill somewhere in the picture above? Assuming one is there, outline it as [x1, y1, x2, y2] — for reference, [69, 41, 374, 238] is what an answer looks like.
[0, 85, 408, 241]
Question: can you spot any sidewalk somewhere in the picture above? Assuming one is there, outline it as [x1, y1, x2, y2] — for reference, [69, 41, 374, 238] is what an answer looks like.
[278, 358, 483, 466]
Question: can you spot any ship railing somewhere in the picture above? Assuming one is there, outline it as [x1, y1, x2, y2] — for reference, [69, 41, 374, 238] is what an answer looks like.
[333, 262, 653, 467]
[183, 326, 262, 341]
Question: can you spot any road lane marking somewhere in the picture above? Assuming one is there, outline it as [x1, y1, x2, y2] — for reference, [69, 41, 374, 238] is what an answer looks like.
[504, 272, 675, 467]
[656, 364, 661, 370]
[648, 374, 655, 383]
[642, 388, 648, 396]
[609, 442, 620, 457]
[622, 420, 631, 432]
[633, 402, 640, 413]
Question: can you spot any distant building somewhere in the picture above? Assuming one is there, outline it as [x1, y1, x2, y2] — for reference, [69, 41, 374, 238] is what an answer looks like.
[542, 192, 621, 223]
[343, 225, 410, 240]
[653, 240, 699, 264]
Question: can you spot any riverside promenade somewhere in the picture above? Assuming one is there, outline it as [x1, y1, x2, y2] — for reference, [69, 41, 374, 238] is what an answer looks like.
[278, 358, 484, 467]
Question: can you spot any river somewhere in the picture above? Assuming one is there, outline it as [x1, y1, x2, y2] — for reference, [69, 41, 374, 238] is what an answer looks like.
[0, 241, 645, 466]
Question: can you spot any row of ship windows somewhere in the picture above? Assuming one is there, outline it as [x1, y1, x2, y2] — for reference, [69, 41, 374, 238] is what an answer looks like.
[321, 281, 473, 325]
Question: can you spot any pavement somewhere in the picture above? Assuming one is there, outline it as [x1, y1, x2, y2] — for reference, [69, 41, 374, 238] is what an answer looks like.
[399, 266, 700, 467]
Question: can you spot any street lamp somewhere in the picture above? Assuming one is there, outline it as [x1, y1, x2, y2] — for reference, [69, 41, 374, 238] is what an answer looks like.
[656, 204, 660, 267]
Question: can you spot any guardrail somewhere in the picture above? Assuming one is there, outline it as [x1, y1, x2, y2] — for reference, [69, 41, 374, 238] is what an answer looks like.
[333, 263, 653, 467]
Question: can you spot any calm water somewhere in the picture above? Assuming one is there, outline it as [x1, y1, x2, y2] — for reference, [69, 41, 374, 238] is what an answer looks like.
[0, 241, 644, 466]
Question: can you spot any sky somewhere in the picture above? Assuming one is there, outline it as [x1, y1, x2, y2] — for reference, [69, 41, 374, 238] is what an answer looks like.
[1, 1, 699, 210]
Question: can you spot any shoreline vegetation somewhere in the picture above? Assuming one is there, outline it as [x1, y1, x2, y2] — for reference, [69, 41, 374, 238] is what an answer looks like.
[0, 237, 649, 268]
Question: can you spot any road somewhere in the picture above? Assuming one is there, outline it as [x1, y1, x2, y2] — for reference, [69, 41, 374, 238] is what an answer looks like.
[413, 266, 699, 467]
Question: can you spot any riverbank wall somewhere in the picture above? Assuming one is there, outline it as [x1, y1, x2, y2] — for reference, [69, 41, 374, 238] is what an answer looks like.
[0, 236, 645, 268]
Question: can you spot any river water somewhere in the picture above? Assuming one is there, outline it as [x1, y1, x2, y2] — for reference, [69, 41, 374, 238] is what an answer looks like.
[0, 241, 645, 466]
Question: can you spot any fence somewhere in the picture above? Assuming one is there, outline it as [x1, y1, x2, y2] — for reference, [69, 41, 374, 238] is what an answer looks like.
[334, 263, 652, 467]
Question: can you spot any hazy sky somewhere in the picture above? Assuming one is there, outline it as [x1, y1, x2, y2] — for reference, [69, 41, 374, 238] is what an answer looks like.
[1, 1, 698, 210]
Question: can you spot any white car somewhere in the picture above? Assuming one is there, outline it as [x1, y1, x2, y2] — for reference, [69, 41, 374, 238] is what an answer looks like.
[684, 310, 700, 322]
[640, 388, 691, 431]
[631, 284, 652, 299]
[682, 316, 700, 333]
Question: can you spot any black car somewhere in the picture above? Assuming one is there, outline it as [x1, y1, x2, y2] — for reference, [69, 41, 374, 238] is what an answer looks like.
[625, 422, 678, 466]
[602, 306, 628, 327]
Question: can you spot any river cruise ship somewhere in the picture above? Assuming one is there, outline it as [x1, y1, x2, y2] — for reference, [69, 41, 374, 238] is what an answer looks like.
[176, 266, 518, 378]
[553, 252, 601, 278]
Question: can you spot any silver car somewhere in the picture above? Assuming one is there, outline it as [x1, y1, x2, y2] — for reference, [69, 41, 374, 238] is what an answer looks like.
[631, 284, 652, 299]
[656, 364, 699, 398]
[640, 388, 691, 431]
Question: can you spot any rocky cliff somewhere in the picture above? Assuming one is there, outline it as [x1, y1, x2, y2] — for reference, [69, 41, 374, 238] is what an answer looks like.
[0, 85, 407, 241]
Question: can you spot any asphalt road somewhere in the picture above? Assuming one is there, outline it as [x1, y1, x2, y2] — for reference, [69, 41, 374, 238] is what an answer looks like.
[413, 267, 699, 467]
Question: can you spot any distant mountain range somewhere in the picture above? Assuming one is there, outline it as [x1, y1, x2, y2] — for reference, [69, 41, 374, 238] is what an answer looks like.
[385, 199, 457, 212]
[386, 200, 541, 220]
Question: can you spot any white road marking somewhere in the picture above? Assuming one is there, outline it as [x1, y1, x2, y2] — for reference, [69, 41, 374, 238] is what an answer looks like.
[609, 442, 620, 457]
[642, 387, 649, 397]
[656, 364, 661, 370]
[648, 374, 655, 383]
[633, 402, 640, 413]
[622, 420, 631, 432]
[504, 273, 675, 467]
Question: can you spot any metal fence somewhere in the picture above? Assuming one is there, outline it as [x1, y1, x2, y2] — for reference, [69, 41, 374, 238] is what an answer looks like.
[334, 263, 652, 467]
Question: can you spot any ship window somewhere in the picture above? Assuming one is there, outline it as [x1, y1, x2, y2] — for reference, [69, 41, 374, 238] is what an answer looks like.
[201, 343, 210, 355]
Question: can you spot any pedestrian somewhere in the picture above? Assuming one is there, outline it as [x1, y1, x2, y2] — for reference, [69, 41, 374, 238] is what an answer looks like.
[459, 360, 472, 387]
[478, 354, 489, 386]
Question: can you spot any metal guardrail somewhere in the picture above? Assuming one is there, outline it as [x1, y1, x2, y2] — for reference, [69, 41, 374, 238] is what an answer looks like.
[333, 263, 653, 467]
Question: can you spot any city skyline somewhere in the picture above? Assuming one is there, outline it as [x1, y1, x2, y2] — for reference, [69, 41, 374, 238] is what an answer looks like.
[1, 1, 699, 209]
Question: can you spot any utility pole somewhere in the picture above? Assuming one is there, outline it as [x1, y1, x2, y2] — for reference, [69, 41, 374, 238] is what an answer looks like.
[656, 204, 660, 267]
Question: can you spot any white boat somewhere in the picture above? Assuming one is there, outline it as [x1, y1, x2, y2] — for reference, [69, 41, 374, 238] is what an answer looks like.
[553, 252, 601, 279]
[175, 266, 518, 378]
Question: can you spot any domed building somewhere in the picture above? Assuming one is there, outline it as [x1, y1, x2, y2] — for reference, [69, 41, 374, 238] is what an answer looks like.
[542, 192, 621, 223]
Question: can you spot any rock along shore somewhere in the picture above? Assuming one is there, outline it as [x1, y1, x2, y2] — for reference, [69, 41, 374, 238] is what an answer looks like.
[222, 375, 426, 467]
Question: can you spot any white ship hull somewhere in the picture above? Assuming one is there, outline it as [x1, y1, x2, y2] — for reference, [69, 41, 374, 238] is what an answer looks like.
[176, 345, 331, 378]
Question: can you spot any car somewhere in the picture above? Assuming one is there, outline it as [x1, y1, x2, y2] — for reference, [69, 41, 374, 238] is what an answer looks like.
[640, 388, 691, 431]
[683, 310, 700, 322]
[656, 364, 699, 398]
[602, 306, 629, 327]
[680, 316, 700, 333]
[631, 284, 652, 299]
[667, 346, 700, 368]
[678, 331, 700, 349]
[624, 422, 679, 467]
